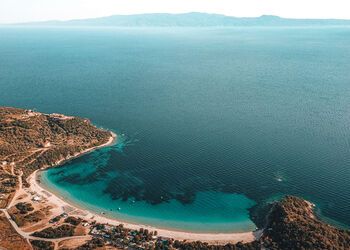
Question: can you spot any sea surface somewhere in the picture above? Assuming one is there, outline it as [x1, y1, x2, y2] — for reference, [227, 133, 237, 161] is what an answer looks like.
[1, 26, 350, 232]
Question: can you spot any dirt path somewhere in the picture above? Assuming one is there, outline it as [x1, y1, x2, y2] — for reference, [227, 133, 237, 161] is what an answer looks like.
[10, 164, 14, 175]
[7, 170, 24, 209]
[17, 148, 48, 166]
[0, 208, 90, 243]
[1, 169, 90, 249]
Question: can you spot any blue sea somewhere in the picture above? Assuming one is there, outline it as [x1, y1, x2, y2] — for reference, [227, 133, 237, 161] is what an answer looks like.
[1, 26, 350, 232]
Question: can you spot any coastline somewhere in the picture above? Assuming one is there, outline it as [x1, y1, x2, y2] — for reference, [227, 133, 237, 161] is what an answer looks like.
[42, 131, 118, 170]
[27, 132, 260, 244]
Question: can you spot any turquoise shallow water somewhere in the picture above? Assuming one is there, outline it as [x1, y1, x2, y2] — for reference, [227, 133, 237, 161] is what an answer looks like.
[1, 26, 350, 232]
[41, 158, 256, 232]
[40, 142, 257, 233]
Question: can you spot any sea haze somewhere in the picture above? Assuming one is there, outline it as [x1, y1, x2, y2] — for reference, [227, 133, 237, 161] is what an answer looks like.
[13, 13, 350, 27]
[1, 26, 350, 232]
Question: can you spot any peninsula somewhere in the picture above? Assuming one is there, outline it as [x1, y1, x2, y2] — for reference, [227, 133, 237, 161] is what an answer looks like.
[0, 106, 349, 250]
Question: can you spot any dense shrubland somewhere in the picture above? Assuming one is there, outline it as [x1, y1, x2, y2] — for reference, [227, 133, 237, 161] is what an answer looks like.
[30, 240, 55, 250]
[31, 224, 76, 238]
[0, 107, 111, 186]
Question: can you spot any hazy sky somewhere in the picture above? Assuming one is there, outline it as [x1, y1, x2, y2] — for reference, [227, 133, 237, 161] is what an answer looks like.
[1, 0, 350, 24]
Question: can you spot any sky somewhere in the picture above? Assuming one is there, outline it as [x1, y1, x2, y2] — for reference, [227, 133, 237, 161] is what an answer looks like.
[1, 0, 350, 24]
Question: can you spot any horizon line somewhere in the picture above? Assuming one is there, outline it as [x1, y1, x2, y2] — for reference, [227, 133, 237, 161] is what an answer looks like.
[3, 12, 350, 26]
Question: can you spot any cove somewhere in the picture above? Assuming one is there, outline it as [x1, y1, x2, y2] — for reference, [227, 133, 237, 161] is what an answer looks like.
[1, 27, 350, 229]
[40, 143, 257, 233]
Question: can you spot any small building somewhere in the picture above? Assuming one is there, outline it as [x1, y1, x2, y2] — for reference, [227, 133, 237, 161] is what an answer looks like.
[32, 195, 42, 202]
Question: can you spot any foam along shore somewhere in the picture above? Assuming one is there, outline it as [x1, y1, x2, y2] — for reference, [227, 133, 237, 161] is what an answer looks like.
[27, 133, 260, 244]
[30, 170, 260, 244]
[45, 131, 117, 169]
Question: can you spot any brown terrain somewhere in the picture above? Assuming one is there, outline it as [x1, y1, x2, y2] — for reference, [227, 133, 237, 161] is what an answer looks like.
[0, 106, 349, 250]
[0, 106, 112, 249]
[0, 211, 32, 250]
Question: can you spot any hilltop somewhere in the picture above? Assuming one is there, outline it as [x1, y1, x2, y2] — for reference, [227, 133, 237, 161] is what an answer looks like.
[176, 196, 350, 249]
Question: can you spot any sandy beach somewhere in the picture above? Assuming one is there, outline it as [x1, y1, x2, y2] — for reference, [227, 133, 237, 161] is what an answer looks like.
[27, 131, 260, 244]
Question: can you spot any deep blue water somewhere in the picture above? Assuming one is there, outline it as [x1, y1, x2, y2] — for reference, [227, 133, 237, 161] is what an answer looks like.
[1, 26, 350, 232]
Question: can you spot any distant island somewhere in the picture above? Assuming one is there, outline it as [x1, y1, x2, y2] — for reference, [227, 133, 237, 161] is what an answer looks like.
[9, 12, 350, 27]
[0, 106, 349, 249]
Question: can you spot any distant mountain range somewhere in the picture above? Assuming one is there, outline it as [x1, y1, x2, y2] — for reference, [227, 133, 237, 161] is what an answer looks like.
[12, 12, 350, 27]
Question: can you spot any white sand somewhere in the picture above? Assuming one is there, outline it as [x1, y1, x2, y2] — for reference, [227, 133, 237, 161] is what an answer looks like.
[27, 132, 260, 244]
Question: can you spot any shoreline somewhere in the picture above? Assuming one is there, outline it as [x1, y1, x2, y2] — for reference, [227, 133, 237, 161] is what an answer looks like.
[27, 132, 260, 244]
[38, 174, 255, 235]
[31, 172, 260, 243]
[41, 131, 118, 170]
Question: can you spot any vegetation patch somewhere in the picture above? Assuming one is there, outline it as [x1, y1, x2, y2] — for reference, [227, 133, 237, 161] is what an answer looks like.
[262, 196, 350, 249]
[31, 224, 76, 238]
[30, 240, 55, 250]
[15, 202, 34, 214]
[64, 216, 82, 226]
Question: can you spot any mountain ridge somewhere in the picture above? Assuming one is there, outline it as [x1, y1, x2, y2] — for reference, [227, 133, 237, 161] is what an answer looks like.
[9, 12, 350, 27]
